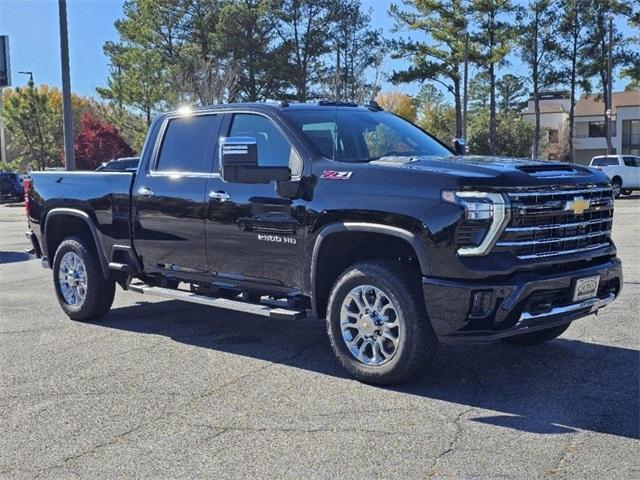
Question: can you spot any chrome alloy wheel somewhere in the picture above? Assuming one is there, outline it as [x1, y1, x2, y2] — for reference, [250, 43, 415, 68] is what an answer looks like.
[58, 251, 88, 306]
[612, 181, 621, 198]
[340, 285, 401, 366]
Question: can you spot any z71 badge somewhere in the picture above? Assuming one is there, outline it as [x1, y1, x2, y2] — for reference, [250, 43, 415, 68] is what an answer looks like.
[321, 170, 353, 180]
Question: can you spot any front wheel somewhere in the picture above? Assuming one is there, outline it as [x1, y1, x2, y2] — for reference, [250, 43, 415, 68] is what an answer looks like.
[326, 260, 437, 385]
[53, 236, 115, 321]
[611, 178, 622, 198]
[622, 189, 633, 196]
[502, 323, 571, 346]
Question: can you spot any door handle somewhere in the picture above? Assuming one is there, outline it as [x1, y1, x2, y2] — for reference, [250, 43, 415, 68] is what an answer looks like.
[209, 190, 231, 202]
[137, 187, 155, 197]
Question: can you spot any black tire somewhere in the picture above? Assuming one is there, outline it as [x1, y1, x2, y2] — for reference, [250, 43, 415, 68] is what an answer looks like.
[611, 178, 622, 198]
[622, 189, 632, 196]
[503, 322, 571, 346]
[52, 236, 115, 322]
[326, 260, 437, 385]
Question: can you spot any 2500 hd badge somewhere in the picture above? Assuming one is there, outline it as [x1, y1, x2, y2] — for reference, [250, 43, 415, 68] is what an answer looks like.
[258, 234, 297, 244]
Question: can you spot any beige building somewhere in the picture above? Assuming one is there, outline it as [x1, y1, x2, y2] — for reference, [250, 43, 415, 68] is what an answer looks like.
[521, 90, 640, 164]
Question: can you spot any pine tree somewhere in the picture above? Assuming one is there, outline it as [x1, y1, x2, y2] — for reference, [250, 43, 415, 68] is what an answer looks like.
[519, 0, 558, 158]
[329, 0, 383, 103]
[274, 0, 335, 101]
[554, 0, 590, 162]
[471, 0, 521, 155]
[389, 0, 469, 138]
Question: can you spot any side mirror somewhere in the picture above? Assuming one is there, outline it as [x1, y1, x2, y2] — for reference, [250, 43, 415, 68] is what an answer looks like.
[219, 136, 291, 184]
[453, 138, 467, 156]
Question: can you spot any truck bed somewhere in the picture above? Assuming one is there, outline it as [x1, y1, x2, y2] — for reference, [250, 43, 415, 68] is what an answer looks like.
[27, 171, 136, 263]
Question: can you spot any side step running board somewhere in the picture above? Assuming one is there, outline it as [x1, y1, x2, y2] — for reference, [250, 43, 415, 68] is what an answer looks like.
[128, 282, 307, 320]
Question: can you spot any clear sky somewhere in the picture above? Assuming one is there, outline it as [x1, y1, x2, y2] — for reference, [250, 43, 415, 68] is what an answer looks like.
[0, 0, 636, 100]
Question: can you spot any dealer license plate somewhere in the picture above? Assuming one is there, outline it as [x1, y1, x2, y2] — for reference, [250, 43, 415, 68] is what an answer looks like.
[573, 276, 600, 302]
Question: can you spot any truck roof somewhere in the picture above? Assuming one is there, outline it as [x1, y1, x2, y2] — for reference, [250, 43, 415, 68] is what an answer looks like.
[167, 101, 381, 117]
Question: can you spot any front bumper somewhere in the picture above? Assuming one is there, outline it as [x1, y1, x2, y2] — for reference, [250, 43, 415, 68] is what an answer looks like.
[423, 257, 622, 344]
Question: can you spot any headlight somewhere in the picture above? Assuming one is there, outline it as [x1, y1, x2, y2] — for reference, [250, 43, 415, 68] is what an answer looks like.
[442, 191, 510, 256]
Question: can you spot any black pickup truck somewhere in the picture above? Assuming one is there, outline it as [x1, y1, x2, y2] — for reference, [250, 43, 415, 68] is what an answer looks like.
[25, 102, 622, 384]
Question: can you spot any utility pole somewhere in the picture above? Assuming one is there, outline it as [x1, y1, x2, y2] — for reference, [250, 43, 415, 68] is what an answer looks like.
[606, 16, 614, 155]
[334, 44, 341, 101]
[463, 32, 469, 140]
[58, 0, 75, 170]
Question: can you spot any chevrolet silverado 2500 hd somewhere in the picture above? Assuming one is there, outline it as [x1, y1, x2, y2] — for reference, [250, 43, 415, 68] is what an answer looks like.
[25, 102, 622, 384]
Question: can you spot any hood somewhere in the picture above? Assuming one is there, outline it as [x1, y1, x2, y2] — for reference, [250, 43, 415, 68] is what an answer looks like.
[368, 155, 607, 187]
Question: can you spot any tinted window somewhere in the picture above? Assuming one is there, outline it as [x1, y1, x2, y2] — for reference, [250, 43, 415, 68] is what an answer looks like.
[623, 156, 640, 167]
[283, 109, 452, 162]
[229, 114, 293, 167]
[102, 162, 120, 171]
[156, 114, 220, 172]
[124, 159, 139, 170]
[588, 121, 616, 138]
[591, 157, 618, 167]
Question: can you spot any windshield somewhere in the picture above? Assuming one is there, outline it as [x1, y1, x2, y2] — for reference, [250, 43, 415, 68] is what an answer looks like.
[283, 109, 452, 162]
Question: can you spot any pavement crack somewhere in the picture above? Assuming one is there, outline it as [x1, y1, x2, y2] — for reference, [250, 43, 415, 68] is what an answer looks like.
[191, 340, 319, 403]
[427, 408, 474, 478]
[32, 424, 144, 478]
[185, 423, 405, 437]
[548, 435, 582, 476]
[0, 326, 66, 335]
[23, 342, 320, 476]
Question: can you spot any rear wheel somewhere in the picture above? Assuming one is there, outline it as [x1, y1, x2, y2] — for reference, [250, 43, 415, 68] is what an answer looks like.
[53, 236, 115, 321]
[326, 260, 437, 385]
[611, 178, 622, 198]
[622, 189, 632, 196]
[503, 323, 571, 346]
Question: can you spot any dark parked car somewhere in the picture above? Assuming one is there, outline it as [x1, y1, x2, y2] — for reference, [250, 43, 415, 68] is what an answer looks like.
[95, 157, 140, 172]
[0, 172, 24, 202]
[25, 102, 622, 384]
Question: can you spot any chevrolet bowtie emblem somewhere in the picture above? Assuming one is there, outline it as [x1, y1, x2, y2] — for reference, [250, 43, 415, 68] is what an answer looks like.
[565, 196, 590, 215]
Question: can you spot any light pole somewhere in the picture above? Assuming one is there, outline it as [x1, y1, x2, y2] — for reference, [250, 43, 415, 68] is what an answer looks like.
[463, 32, 469, 141]
[58, 0, 75, 170]
[0, 35, 10, 165]
[606, 16, 614, 155]
[18, 71, 33, 83]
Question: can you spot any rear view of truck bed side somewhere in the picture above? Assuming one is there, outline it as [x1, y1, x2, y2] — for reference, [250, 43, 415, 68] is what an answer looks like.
[25, 171, 137, 277]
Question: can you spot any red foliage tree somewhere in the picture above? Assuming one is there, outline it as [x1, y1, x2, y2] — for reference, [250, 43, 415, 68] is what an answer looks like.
[74, 111, 135, 170]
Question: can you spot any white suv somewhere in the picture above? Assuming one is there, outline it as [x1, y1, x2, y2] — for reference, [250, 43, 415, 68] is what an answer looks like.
[590, 155, 640, 198]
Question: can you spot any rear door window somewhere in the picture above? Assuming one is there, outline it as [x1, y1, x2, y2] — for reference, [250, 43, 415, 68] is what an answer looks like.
[623, 156, 640, 167]
[155, 114, 221, 173]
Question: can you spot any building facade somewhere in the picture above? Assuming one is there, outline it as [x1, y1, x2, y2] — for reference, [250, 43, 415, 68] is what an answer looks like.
[521, 90, 640, 164]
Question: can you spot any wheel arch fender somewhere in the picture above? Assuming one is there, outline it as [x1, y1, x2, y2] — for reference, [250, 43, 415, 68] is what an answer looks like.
[44, 208, 110, 277]
[309, 222, 430, 317]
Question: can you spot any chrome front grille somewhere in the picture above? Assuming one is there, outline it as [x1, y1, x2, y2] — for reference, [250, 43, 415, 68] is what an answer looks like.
[495, 186, 614, 260]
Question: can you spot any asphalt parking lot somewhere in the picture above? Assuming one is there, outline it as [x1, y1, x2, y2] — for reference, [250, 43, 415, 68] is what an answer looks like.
[1, 198, 638, 479]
